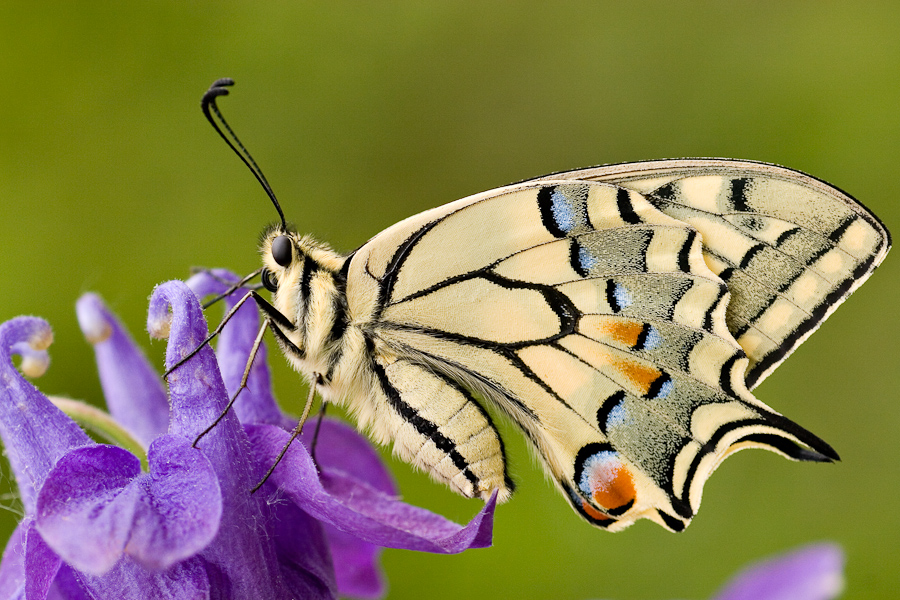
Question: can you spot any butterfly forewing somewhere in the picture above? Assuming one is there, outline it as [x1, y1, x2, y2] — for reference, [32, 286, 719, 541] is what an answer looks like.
[342, 177, 841, 531]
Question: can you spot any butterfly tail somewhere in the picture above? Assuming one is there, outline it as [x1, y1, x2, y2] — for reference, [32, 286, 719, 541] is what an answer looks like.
[736, 409, 839, 463]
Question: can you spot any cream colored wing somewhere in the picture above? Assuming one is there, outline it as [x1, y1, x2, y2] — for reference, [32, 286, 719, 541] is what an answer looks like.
[534, 159, 891, 388]
[344, 179, 842, 531]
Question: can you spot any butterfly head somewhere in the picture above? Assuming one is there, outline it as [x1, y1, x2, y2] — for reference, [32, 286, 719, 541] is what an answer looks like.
[260, 228, 301, 314]
[260, 227, 344, 327]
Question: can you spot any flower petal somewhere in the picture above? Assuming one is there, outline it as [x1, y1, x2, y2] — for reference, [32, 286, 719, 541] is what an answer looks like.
[25, 522, 62, 600]
[0, 521, 27, 599]
[186, 269, 291, 429]
[125, 436, 222, 569]
[271, 501, 338, 600]
[301, 418, 396, 496]
[36, 436, 222, 575]
[711, 543, 844, 600]
[148, 281, 288, 598]
[35, 445, 142, 574]
[0, 317, 92, 513]
[323, 526, 384, 600]
[76, 293, 169, 447]
[10, 341, 49, 378]
[247, 423, 497, 553]
[147, 281, 230, 440]
[47, 565, 93, 600]
[299, 419, 393, 599]
[76, 555, 212, 600]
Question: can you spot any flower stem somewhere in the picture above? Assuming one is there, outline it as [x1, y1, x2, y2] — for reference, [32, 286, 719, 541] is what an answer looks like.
[49, 396, 149, 469]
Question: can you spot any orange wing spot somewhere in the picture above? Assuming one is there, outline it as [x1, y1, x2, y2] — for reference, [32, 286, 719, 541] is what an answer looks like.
[603, 319, 645, 348]
[581, 500, 614, 523]
[612, 358, 661, 396]
[581, 315, 645, 348]
[590, 461, 636, 512]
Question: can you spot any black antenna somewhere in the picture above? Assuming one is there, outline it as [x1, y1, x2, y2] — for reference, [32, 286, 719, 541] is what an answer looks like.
[201, 78, 288, 231]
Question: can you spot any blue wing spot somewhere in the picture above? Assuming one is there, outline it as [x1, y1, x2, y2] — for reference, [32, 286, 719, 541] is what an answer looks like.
[606, 402, 628, 430]
[643, 325, 662, 350]
[551, 189, 577, 233]
[597, 390, 626, 434]
[578, 245, 599, 272]
[578, 450, 618, 496]
[655, 378, 674, 398]
[614, 284, 633, 310]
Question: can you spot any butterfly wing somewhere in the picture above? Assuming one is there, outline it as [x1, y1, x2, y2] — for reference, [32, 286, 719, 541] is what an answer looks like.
[533, 159, 891, 387]
[340, 165, 887, 531]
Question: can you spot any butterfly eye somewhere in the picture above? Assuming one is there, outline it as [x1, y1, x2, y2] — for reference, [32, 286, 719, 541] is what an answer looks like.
[271, 235, 293, 267]
[261, 268, 278, 292]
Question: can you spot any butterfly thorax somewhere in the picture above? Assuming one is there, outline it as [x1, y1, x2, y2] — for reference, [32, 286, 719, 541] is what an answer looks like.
[260, 226, 516, 502]
[261, 230, 351, 394]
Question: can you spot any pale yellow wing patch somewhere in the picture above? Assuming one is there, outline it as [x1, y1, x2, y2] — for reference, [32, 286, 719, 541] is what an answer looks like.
[345, 178, 838, 532]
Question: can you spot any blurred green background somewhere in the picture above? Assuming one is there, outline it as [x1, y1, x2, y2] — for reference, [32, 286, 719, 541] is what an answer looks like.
[1, 2, 898, 599]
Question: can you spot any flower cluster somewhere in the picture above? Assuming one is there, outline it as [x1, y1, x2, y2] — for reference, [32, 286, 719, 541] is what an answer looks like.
[0, 271, 846, 600]
[0, 272, 495, 600]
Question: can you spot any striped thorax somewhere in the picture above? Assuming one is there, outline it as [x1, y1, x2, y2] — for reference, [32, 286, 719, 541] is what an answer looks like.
[261, 229, 346, 386]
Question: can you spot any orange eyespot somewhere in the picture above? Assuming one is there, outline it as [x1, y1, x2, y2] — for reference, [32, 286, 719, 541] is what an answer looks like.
[589, 461, 636, 513]
[581, 501, 614, 523]
[613, 358, 661, 395]
[576, 446, 636, 517]
[603, 320, 646, 347]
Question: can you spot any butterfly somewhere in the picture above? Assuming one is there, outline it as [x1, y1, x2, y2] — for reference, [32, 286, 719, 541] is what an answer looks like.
[197, 79, 891, 532]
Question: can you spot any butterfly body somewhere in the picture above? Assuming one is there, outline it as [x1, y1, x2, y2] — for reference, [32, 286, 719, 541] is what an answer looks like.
[258, 159, 890, 532]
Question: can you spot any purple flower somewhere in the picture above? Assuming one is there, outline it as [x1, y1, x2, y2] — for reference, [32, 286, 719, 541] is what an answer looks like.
[587, 543, 844, 600]
[0, 315, 221, 600]
[710, 543, 844, 600]
[0, 277, 496, 600]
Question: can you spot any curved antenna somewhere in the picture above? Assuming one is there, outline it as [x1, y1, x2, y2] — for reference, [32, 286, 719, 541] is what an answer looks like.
[201, 78, 288, 231]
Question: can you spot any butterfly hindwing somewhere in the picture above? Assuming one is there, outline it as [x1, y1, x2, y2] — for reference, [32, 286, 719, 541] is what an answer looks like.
[344, 178, 839, 530]
[538, 159, 891, 387]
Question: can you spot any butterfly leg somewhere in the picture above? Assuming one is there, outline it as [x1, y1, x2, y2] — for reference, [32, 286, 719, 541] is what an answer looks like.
[175, 289, 301, 449]
[251, 379, 320, 493]
[164, 289, 264, 377]
[309, 402, 328, 461]
[191, 266, 264, 309]
[193, 320, 268, 447]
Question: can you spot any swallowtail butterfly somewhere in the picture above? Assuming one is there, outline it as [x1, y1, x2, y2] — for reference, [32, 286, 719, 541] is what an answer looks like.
[196, 79, 891, 532]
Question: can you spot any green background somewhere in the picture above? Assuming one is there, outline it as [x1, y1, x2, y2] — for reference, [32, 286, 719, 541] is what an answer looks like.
[1, 2, 898, 599]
